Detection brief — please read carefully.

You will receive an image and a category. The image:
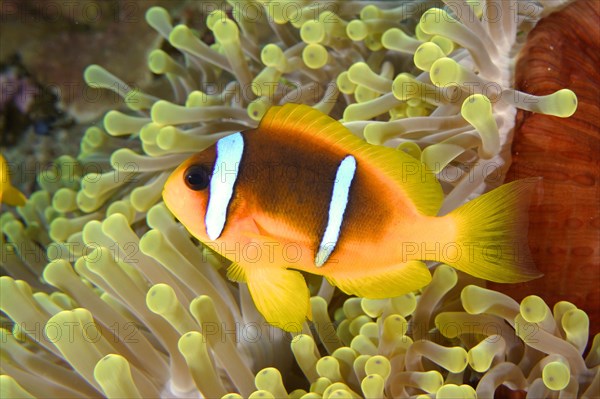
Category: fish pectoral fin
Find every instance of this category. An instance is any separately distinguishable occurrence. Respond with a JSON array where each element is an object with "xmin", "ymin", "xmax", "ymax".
[
  {"xmin": 251, "ymin": 217, "xmax": 271, "ymax": 237},
  {"xmin": 327, "ymin": 260, "xmax": 432, "ymax": 299},
  {"xmin": 245, "ymin": 267, "xmax": 311, "ymax": 332},
  {"xmin": 226, "ymin": 262, "xmax": 247, "ymax": 282}
]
